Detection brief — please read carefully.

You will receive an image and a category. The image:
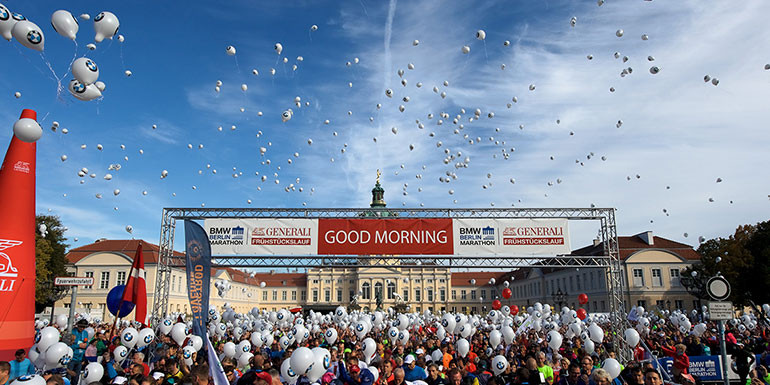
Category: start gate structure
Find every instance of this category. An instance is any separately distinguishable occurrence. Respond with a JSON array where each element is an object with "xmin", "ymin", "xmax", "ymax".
[{"xmin": 151, "ymin": 207, "xmax": 629, "ymax": 360}]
